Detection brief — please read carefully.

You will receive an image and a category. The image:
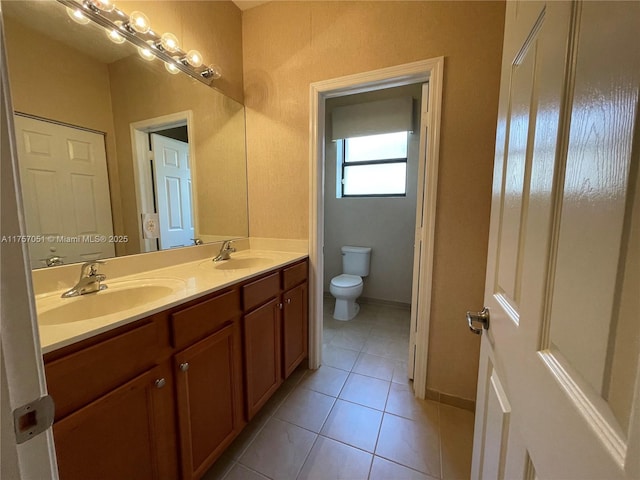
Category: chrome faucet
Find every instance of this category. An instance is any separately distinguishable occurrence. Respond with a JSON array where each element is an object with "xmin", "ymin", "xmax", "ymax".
[
  {"xmin": 45, "ymin": 255, "xmax": 64, "ymax": 267},
  {"xmin": 213, "ymin": 240, "xmax": 236, "ymax": 262},
  {"xmin": 61, "ymin": 261, "xmax": 108, "ymax": 298}
]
